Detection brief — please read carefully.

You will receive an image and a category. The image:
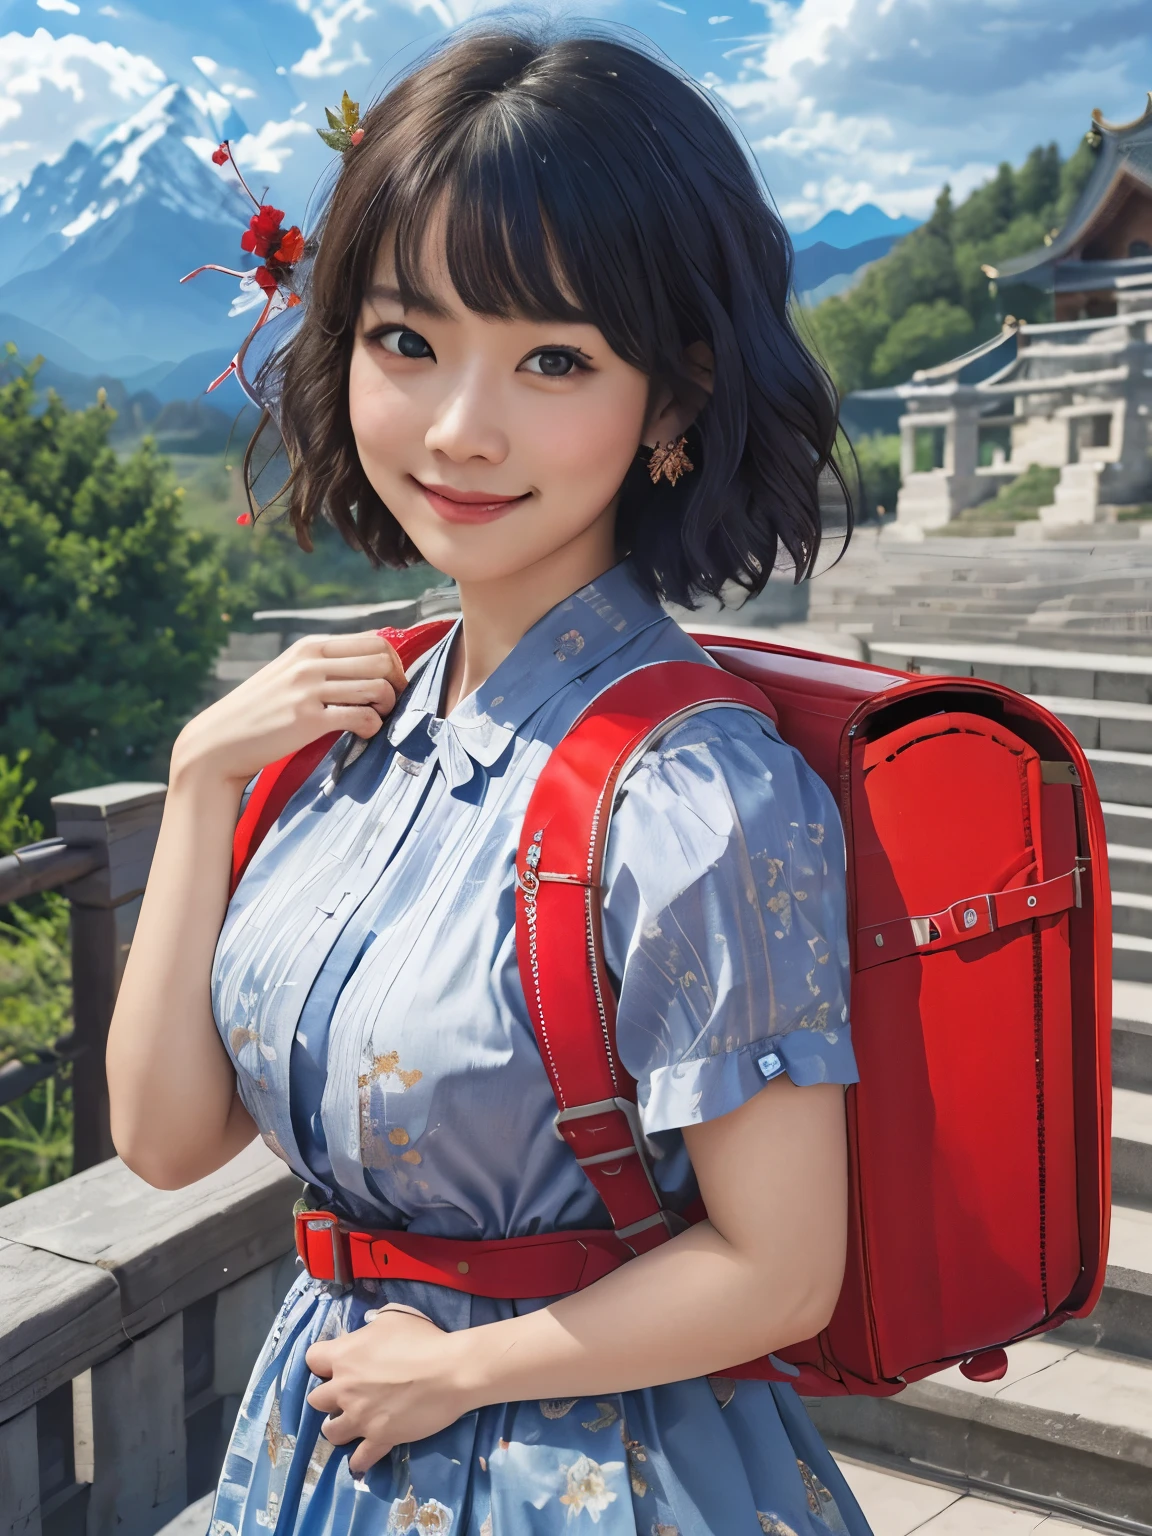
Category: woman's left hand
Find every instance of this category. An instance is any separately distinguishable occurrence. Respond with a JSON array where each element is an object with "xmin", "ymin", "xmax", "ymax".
[{"xmin": 305, "ymin": 1309, "xmax": 474, "ymax": 1474}]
